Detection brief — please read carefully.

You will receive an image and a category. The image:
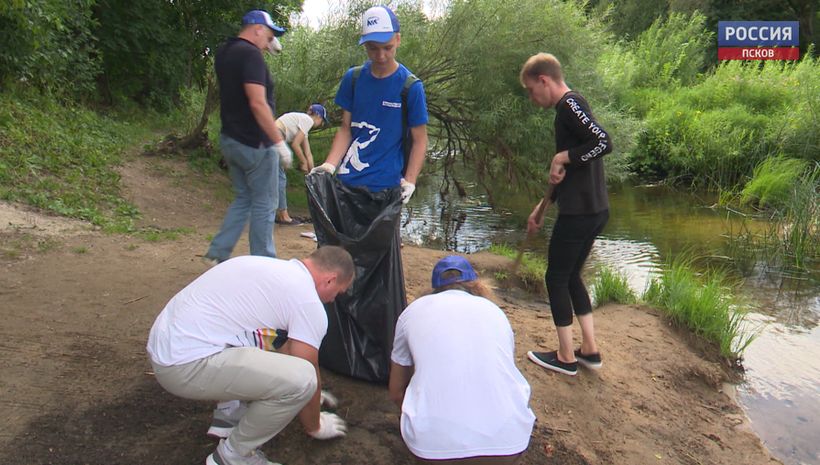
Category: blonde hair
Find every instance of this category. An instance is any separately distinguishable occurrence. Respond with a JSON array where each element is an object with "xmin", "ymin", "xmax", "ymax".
[
  {"xmin": 420, "ymin": 270, "xmax": 496, "ymax": 301},
  {"xmin": 520, "ymin": 52, "xmax": 563, "ymax": 87}
]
